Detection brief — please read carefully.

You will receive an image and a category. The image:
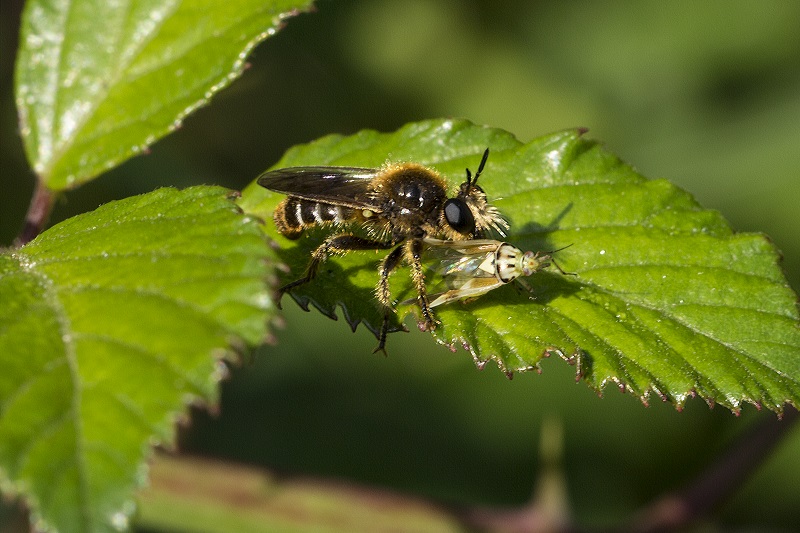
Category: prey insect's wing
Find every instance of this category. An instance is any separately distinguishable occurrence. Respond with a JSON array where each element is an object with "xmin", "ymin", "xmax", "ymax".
[
  {"xmin": 428, "ymin": 277, "xmax": 504, "ymax": 307},
  {"xmin": 257, "ymin": 167, "xmax": 381, "ymax": 210},
  {"xmin": 400, "ymin": 241, "xmax": 497, "ymax": 308},
  {"xmin": 410, "ymin": 238, "xmax": 503, "ymax": 307},
  {"xmin": 423, "ymin": 239, "xmax": 501, "ymax": 280}
]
